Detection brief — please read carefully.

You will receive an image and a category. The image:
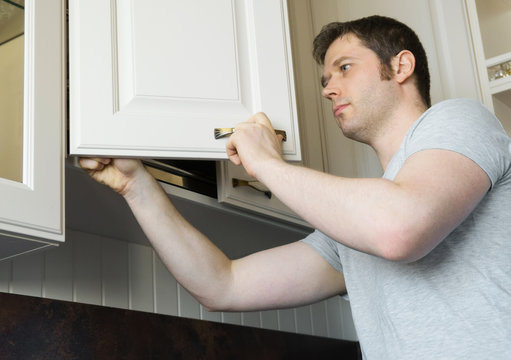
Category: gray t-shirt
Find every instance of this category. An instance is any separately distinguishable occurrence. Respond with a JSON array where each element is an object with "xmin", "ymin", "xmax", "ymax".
[{"xmin": 303, "ymin": 99, "xmax": 511, "ymax": 359}]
